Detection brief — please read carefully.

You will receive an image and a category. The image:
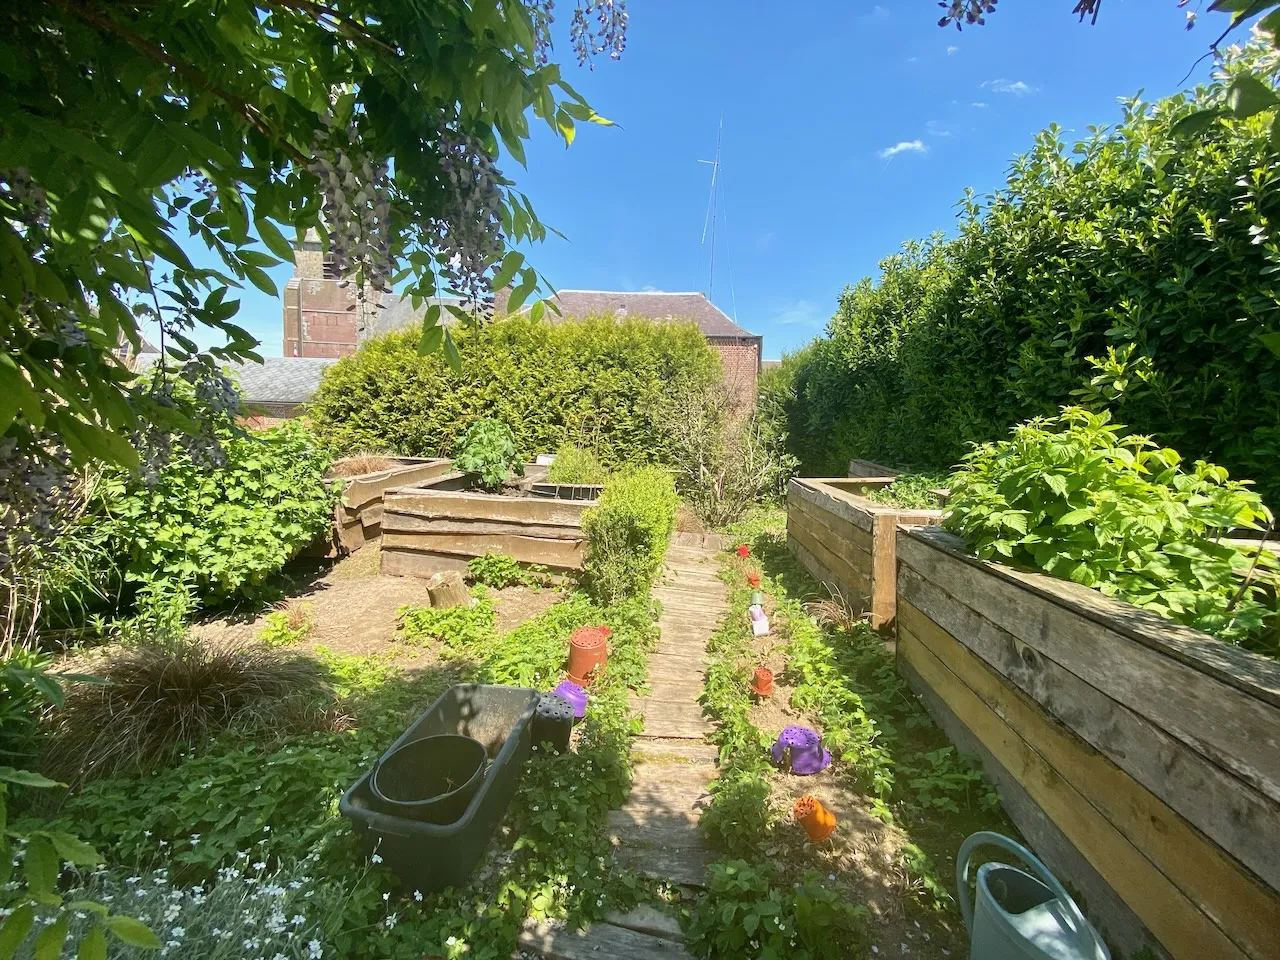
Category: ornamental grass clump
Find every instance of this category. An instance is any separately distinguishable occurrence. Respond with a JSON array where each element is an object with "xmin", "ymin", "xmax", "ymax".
[
  {"xmin": 43, "ymin": 639, "xmax": 340, "ymax": 784},
  {"xmin": 944, "ymin": 407, "xmax": 1278, "ymax": 652}
]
